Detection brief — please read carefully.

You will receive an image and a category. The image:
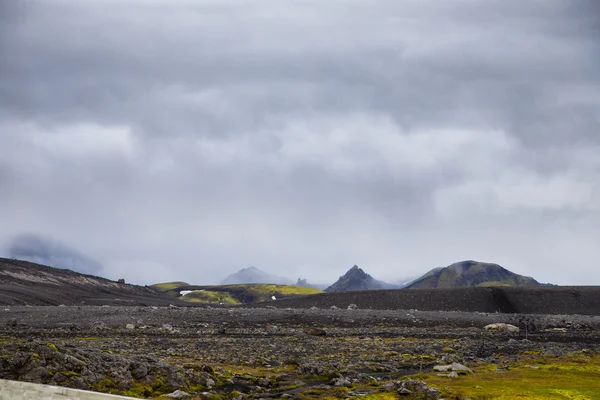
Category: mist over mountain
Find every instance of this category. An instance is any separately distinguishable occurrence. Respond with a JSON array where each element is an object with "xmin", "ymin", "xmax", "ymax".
[
  {"xmin": 406, "ymin": 260, "xmax": 540, "ymax": 289},
  {"xmin": 325, "ymin": 265, "xmax": 397, "ymax": 292},
  {"xmin": 295, "ymin": 278, "xmax": 329, "ymax": 291},
  {"xmin": 221, "ymin": 266, "xmax": 294, "ymax": 285},
  {"xmin": 7, "ymin": 234, "xmax": 103, "ymax": 275}
]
